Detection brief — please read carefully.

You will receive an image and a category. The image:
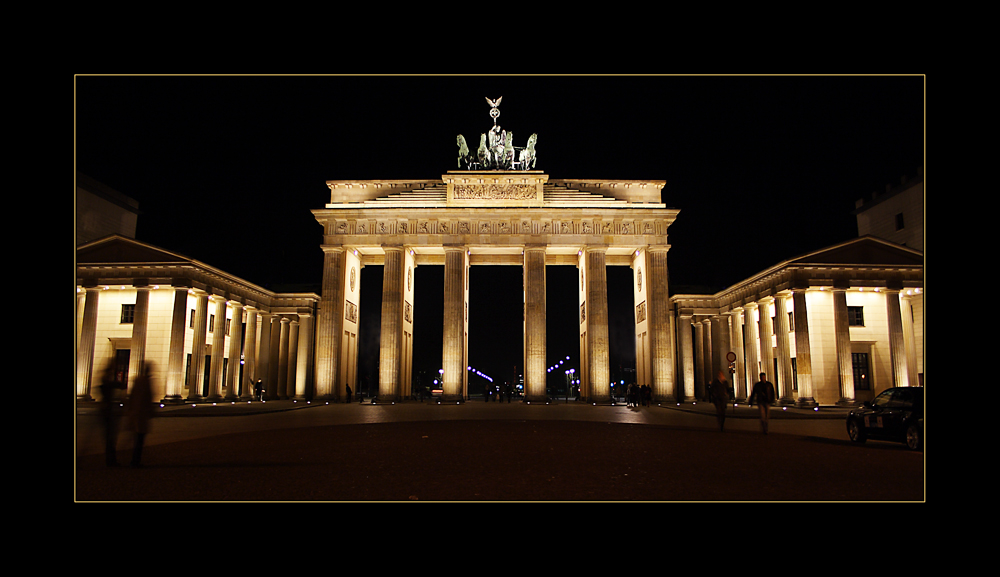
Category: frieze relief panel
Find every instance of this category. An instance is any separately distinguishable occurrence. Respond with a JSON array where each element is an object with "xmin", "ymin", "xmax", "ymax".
[
  {"xmin": 331, "ymin": 217, "xmax": 656, "ymax": 237},
  {"xmin": 453, "ymin": 183, "xmax": 537, "ymax": 200}
]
